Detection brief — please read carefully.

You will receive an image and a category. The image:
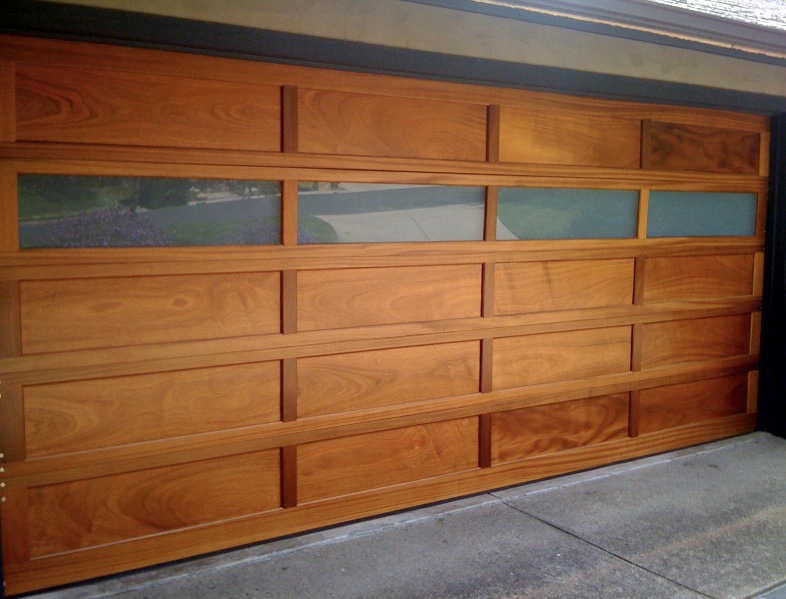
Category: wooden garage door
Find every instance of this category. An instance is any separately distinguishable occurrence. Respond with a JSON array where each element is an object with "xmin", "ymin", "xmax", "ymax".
[{"xmin": 0, "ymin": 36, "xmax": 767, "ymax": 595}]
